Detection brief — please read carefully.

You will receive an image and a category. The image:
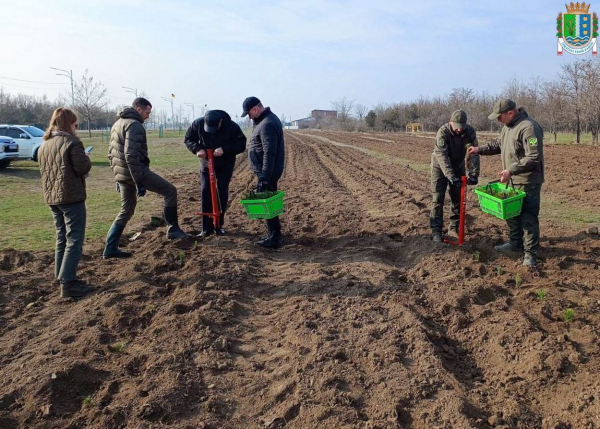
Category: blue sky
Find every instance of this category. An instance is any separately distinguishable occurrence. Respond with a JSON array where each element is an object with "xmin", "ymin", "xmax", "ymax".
[{"xmin": 0, "ymin": 0, "xmax": 583, "ymax": 121}]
